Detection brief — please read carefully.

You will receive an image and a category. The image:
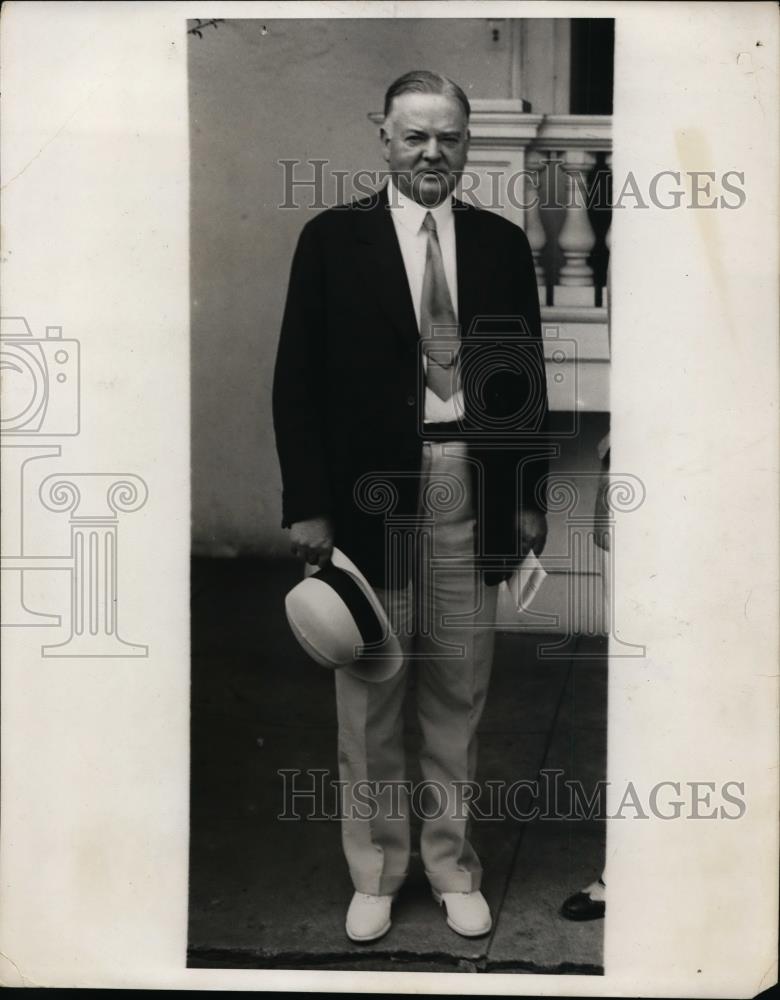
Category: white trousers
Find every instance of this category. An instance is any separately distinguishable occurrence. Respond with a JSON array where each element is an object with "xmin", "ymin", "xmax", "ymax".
[{"xmin": 335, "ymin": 442, "xmax": 499, "ymax": 895}]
